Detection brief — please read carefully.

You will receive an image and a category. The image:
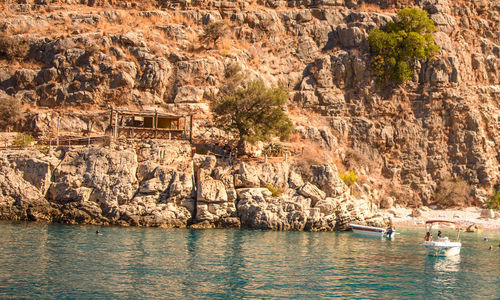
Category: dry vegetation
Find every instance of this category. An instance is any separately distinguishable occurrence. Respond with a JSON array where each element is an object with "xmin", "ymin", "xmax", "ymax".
[
  {"xmin": 356, "ymin": 2, "xmax": 396, "ymax": 13},
  {"xmin": 342, "ymin": 148, "xmax": 377, "ymax": 173},
  {"xmin": 432, "ymin": 177, "xmax": 474, "ymax": 208},
  {"xmin": 0, "ymin": 95, "xmax": 23, "ymax": 131}
]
